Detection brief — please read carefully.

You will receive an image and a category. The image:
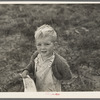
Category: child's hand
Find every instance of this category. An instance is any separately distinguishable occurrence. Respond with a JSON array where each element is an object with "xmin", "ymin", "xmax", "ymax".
[{"xmin": 21, "ymin": 70, "xmax": 29, "ymax": 78}]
